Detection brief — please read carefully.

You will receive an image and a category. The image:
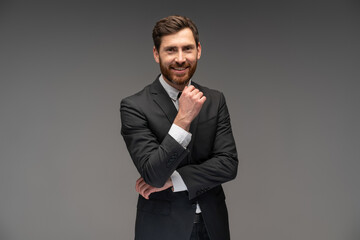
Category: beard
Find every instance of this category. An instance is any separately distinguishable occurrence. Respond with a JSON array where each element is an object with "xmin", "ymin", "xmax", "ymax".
[{"xmin": 159, "ymin": 58, "xmax": 197, "ymax": 87}]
